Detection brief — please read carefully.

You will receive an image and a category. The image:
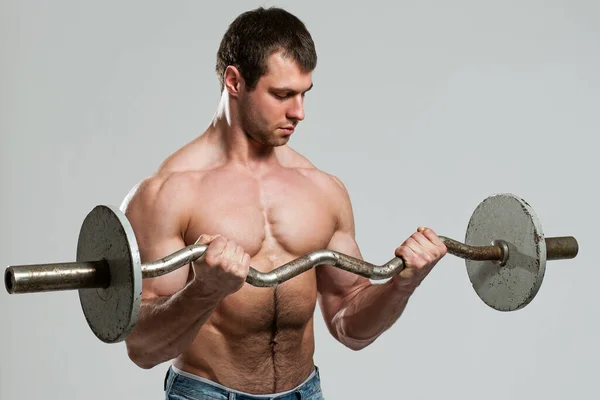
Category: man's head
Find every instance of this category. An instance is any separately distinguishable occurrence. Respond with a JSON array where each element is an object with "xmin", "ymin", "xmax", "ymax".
[{"xmin": 216, "ymin": 7, "xmax": 317, "ymax": 146}]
